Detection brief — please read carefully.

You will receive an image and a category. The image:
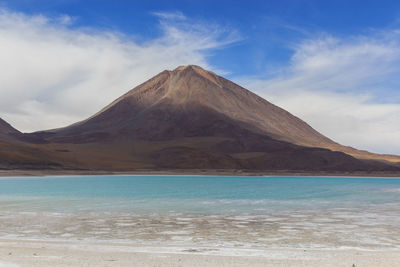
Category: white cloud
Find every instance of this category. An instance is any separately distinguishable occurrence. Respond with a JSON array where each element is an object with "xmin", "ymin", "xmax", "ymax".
[
  {"xmin": 152, "ymin": 11, "xmax": 186, "ymax": 20},
  {"xmin": 240, "ymin": 33, "xmax": 400, "ymax": 155},
  {"xmin": 1, "ymin": 8, "xmax": 398, "ymax": 155},
  {"xmin": 0, "ymin": 9, "xmax": 238, "ymax": 132},
  {"xmin": 57, "ymin": 14, "xmax": 76, "ymax": 25}
]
